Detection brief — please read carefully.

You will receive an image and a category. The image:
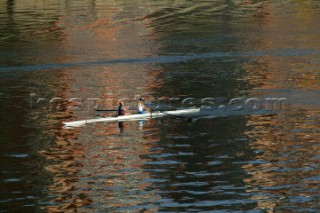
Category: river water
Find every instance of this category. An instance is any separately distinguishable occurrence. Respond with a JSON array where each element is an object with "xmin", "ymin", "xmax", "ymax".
[{"xmin": 1, "ymin": 0, "xmax": 320, "ymax": 212}]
